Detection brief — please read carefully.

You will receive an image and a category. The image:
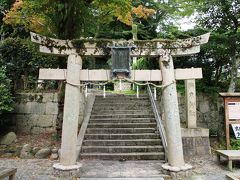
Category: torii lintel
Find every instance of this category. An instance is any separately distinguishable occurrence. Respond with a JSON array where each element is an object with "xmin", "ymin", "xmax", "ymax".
[{"xmin": 30, "ymin": 32, "xmax": 210, "ymax": 57}]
